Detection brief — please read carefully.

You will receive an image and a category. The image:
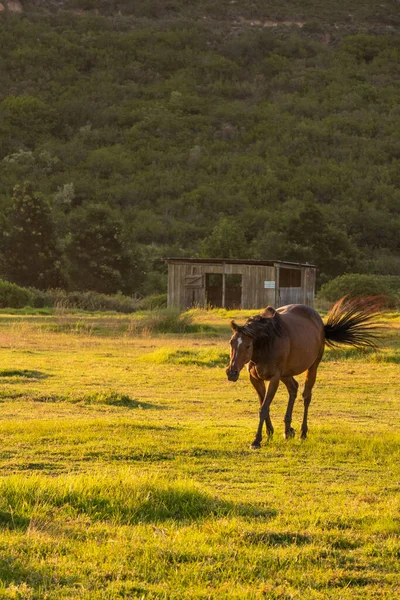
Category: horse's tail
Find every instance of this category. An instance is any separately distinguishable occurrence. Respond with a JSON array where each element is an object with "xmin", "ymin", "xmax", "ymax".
[{"xmin": 324, "ymin": 296, "xmax": 381, "ymax": 349}]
